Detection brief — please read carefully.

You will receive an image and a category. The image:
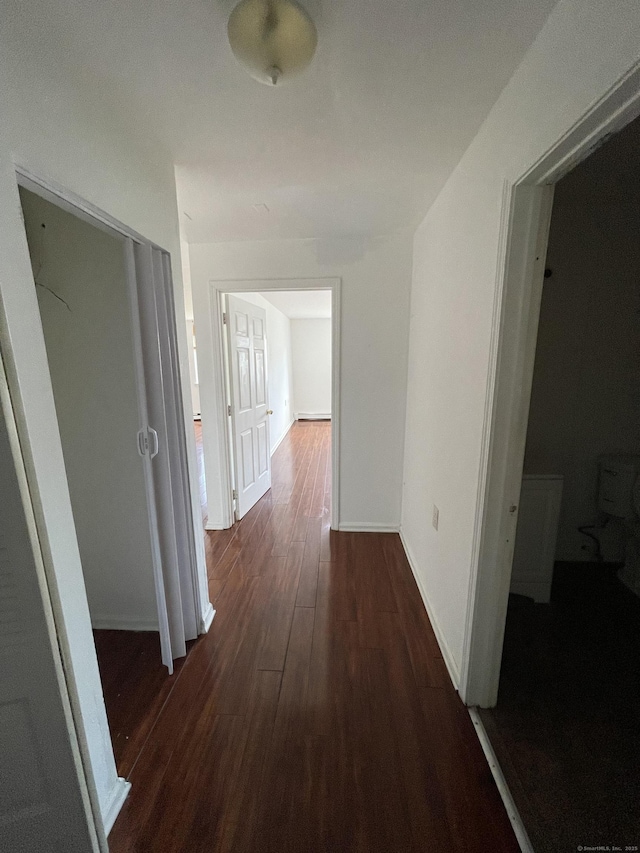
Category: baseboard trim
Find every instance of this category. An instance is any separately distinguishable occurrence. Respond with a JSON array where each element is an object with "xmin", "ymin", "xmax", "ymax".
[
  {"xmin": 91, "ymin": 616, "xmax": 158, "ymax": 632},
  {"xmin": 102, "ymin": 776, "xmax": 131, "ymax": 836},
  {"xmin": 338, "ymin": 522, "xmax": 400, "ymax": 533},
  {"xmin": 271, "ymin": 419, "xmax": 295, "ymax": 456},
  {"xmin": 295, "ymin": 413, "xmax": 331, "ymax": 420},
  {"xmin": 200, "ymin": 603, "xmax": 216, "ymax": 633},
  {"xmin": 205, "ymin": 520, "xmax": 227, "ymax": 531},
  {"xmin": 468, "ymin": 709, "xmax": 534, "ymax": 853},
  {"xmin": 399, "ymin": 528, "xmax": 460, "ymax": 690}
]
